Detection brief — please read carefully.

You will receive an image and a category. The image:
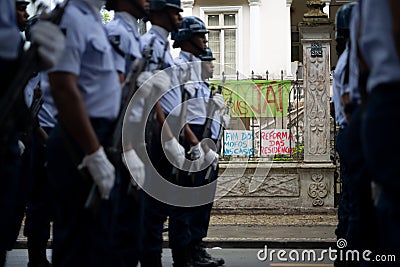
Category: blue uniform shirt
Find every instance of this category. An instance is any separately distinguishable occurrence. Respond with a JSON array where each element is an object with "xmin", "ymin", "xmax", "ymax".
[
  {"xmin": 24, "ymin": 74, "xmax": 40, "ymax": 107},
  {"xmin": 171, "ymin": 51, "xmax": 205, "ymax": 122},
  {"xmin": 199, "ymin": 81, "xmax": 221, "ymax": 140},
  {"xmin": 348, "ymin": 5, "xmax": 361, "ymax": 105},
  {"xmin": 0, "ymin": 0, "xmax": 22, "ymax": 59},
  {"xmin": 46, "ymin": 0, "xmax": 121, "ymax": 120},
  {"xmin": 360, "ymin": 0, "xmax": 400, "ymax": 93},
  {"xmin": 39, "ymin": 72, "xmax": 58, "ymax": 128},
  {"xmin": 332, "ymin": 46, "xmax": 349, "ymax": 127},
  {"xmin": 140, "ymin": 26, "xmax": 180, "ymax": 117},
  {"xmin": 106, "ymin": 12, "xmax": 142, "ymax": 75}
]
